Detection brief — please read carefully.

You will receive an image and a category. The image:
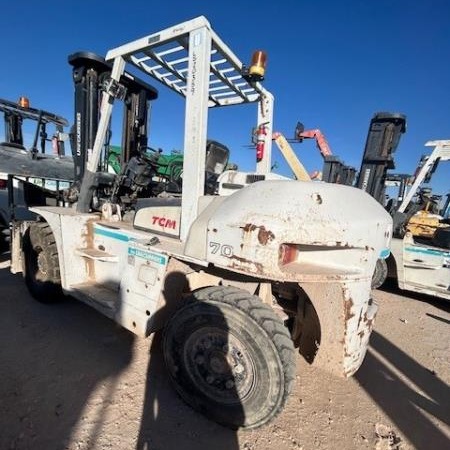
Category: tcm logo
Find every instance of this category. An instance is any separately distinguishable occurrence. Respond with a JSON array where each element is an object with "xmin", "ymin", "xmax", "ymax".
[{"xmin": 152, "ymin": 216, "xmax": 177, "ymax": 229}]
